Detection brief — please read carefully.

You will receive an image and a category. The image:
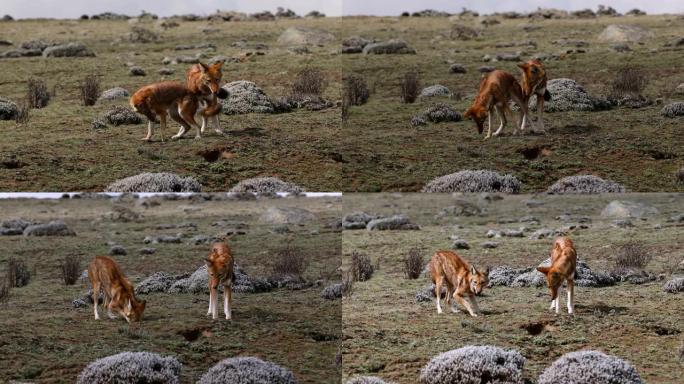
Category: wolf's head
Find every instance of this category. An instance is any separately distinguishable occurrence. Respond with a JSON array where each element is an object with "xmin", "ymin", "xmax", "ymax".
[
  {"xmin": 197, "ymin": 61, "xmax": 224, "ymax": 96},
  {"xmin": 517, "ymin": 59, "xmax": 547, "ymax": 98},
  {"xmin": 124, "ymin": 298, "xmax": 147, "ymax": 322},
  {"xmin": 536, "ymin": 266, "xmax": 562, "ymax": 300},
  {"xmin": 468, "ymin": 265, "xmax": 490, "ymax": 295},
  {"xmin": 464, "ymin": 106, "xmax": 488, "ymax": 134}
]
